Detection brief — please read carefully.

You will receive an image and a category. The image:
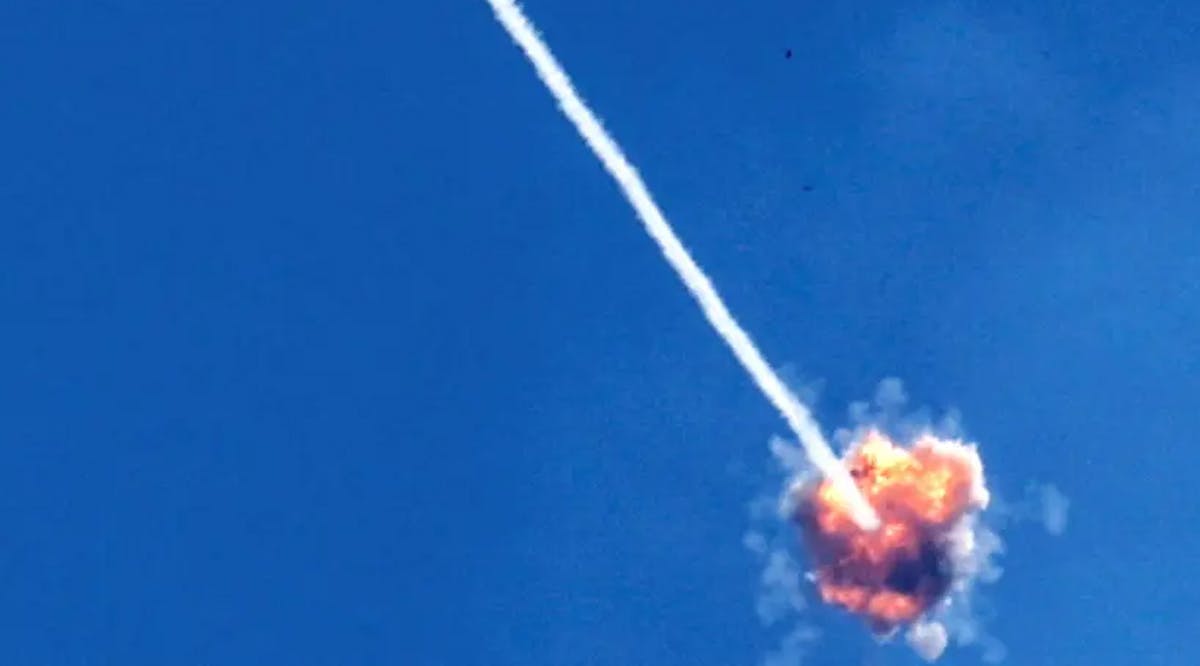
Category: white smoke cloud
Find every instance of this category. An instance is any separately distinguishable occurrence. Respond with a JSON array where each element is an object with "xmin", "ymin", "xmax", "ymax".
[
  {"xmin": 942, "ymin": 515, "xmax": 1005, "ymax": 586},
  {"xmin": 930, "ymin": 516, "xmax": 1008, "ymax": 662},
  {"xmin": 839, "ymin": 376, "xmax": 961, "ymax": 451},
  {"xmin": 906, "ymin": 620, "xmax": 949, "ymax": 662},
  {"xmin": 936, "ymin": 593, "xmax": 1008, "ymax": 664},
  {"xmin": 762, "ymin": 624, "xmax": 820, "ymax": 666},
  {"xmin": 768, "ymin": 435, "xmax": 812, "ymax": 478},
  {"xmin": 741, "ymin": 438, "xmax": 826, "ymax": 665},
  {"xmin": 755, "ymin": 549, "xmax": 807, "ymax": 626},
  {"xmin": 874, "ymin": 377, "xmax": 908, "ymax": 411},
  {"xmin": 990, "ymin": 482, "xmax": 1071, "ymax": 537},
  {"xmin": 746, "ymin": 538, "xmax": 822, "ymax": 666},
  {"xmin": 926, "ymin": 479, "xmax": 1069, "ymax": 663},
  {"xmin": 744, "ymin": 520, "xmax": 822, "ymax": 665},
  {"xmin": 1037, "ymin": 483, "xmax": 1070, "ymax": 536}
]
